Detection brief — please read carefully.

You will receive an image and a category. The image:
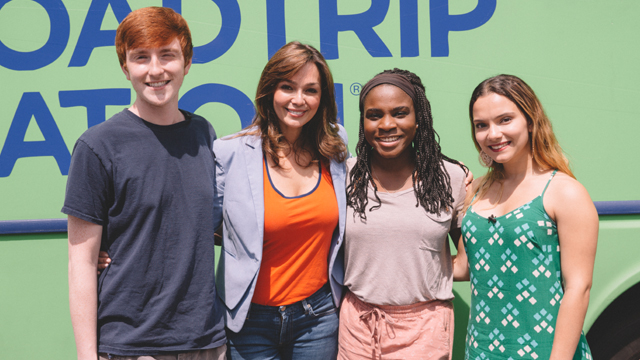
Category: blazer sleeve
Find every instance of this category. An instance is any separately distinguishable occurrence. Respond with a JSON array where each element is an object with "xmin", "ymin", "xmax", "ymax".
[{"xmin": 212, "ymin": 139, "xmax": 227, "ymax": 231}]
